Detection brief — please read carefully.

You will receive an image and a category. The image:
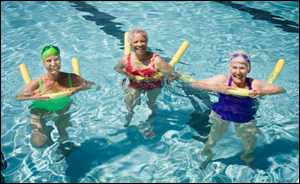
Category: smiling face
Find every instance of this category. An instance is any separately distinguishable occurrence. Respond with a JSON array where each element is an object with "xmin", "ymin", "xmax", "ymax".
[
  {"xmin": 43, "ymin": 55, "xmax": 61, "ymax": 75},
  {"xmin": 130, "ymin": 32, "xmax": 148, "ymax": 56},
  {"xmin": 229, "ymin": 59, "xmax": 250, "ymax": 85}
]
